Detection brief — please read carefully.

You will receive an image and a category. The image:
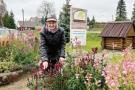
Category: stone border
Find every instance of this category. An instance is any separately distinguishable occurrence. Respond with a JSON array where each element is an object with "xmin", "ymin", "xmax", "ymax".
[{"xmin": 0, "ymin": 70, "xmax": 23, "ymax": 85}]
